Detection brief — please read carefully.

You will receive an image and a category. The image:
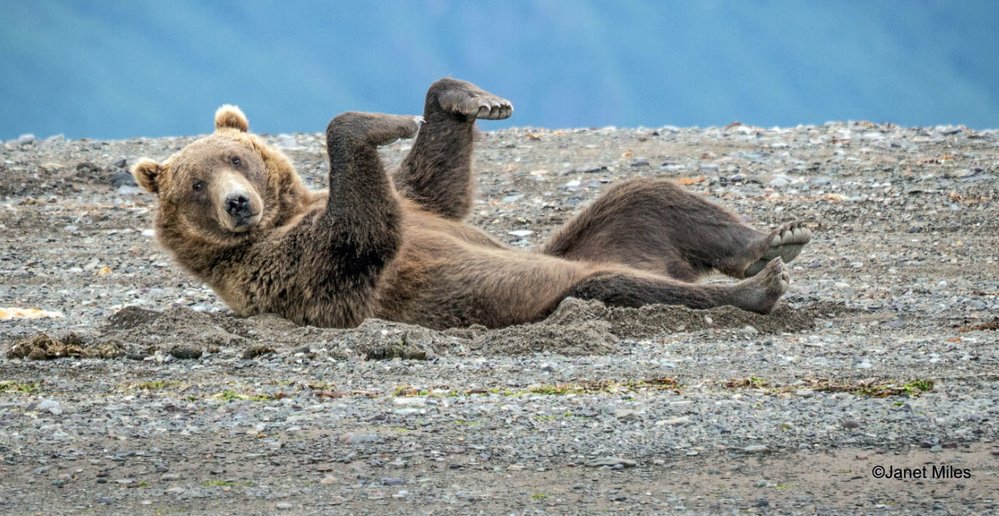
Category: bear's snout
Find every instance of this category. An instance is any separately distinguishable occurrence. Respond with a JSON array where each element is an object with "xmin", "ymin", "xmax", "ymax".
[
  {"xmin": 216, "ymin": 171, "xmax": 263, "ymax": 232},
  {"xmin": 225, "ymin": 192, "xmax": 253, "ymax": 218}
]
